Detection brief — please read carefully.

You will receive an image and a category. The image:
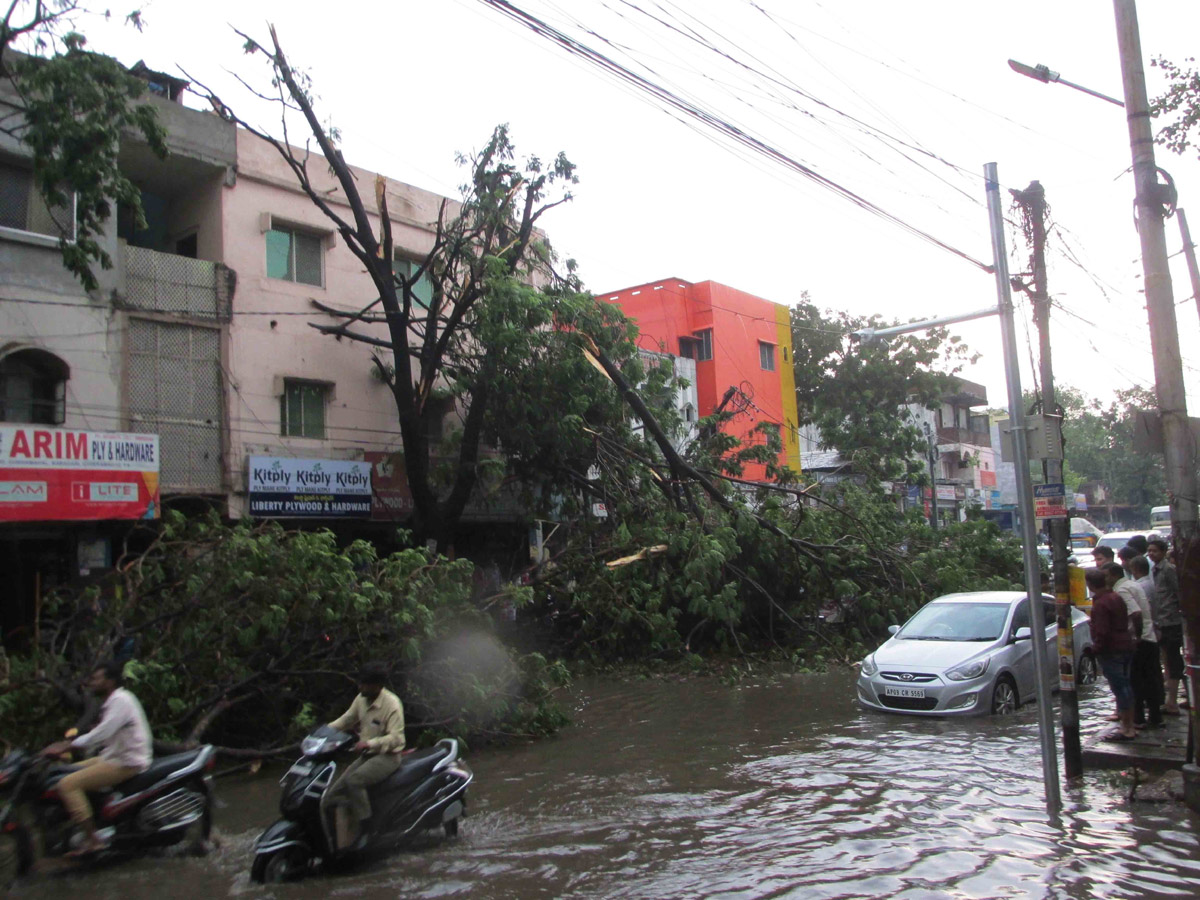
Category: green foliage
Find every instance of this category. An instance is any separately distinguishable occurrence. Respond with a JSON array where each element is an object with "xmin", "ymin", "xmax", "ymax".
[
  {"xmin": 1151, "ymin": 56, "xmax": 1200, "ymax": 160},
  {"xmin": 1048, "ymin": 384, "xmax": 1164, "ymax": 524},
  {"xmin": 790, "ymin": 297, "xmax": 977, "ymax": 484},
  {"xmin": 0, "ymin": 512, "xmax": 568, "ymax": 751},
  {"xmin": 3, "ymin": 18, "xmax": 167, "ymax": 290}
]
